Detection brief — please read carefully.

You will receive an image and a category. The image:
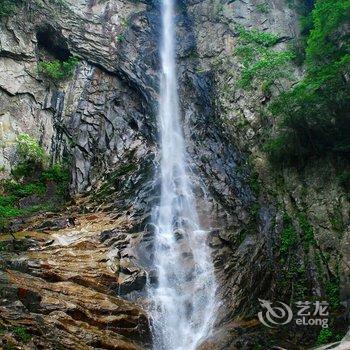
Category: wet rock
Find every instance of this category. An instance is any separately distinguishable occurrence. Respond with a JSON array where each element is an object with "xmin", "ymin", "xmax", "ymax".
[
  {"xmin": 0, "ymin": 213, "xmax": 151, "ymax": 349},
  {"xmin": 100, "ymin": 228, "xmax": 117, "ymax": 242},
  {"xmin": 118, "ymin": 271, "xmax": 147, "ymax": 295},
  {"xmin": 174, "ymin": 228, "xmax": 186, "ymax": 240},
  {"xmin": 35, "ymin": 217, "xmax": 76, "ymax": 231}
]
